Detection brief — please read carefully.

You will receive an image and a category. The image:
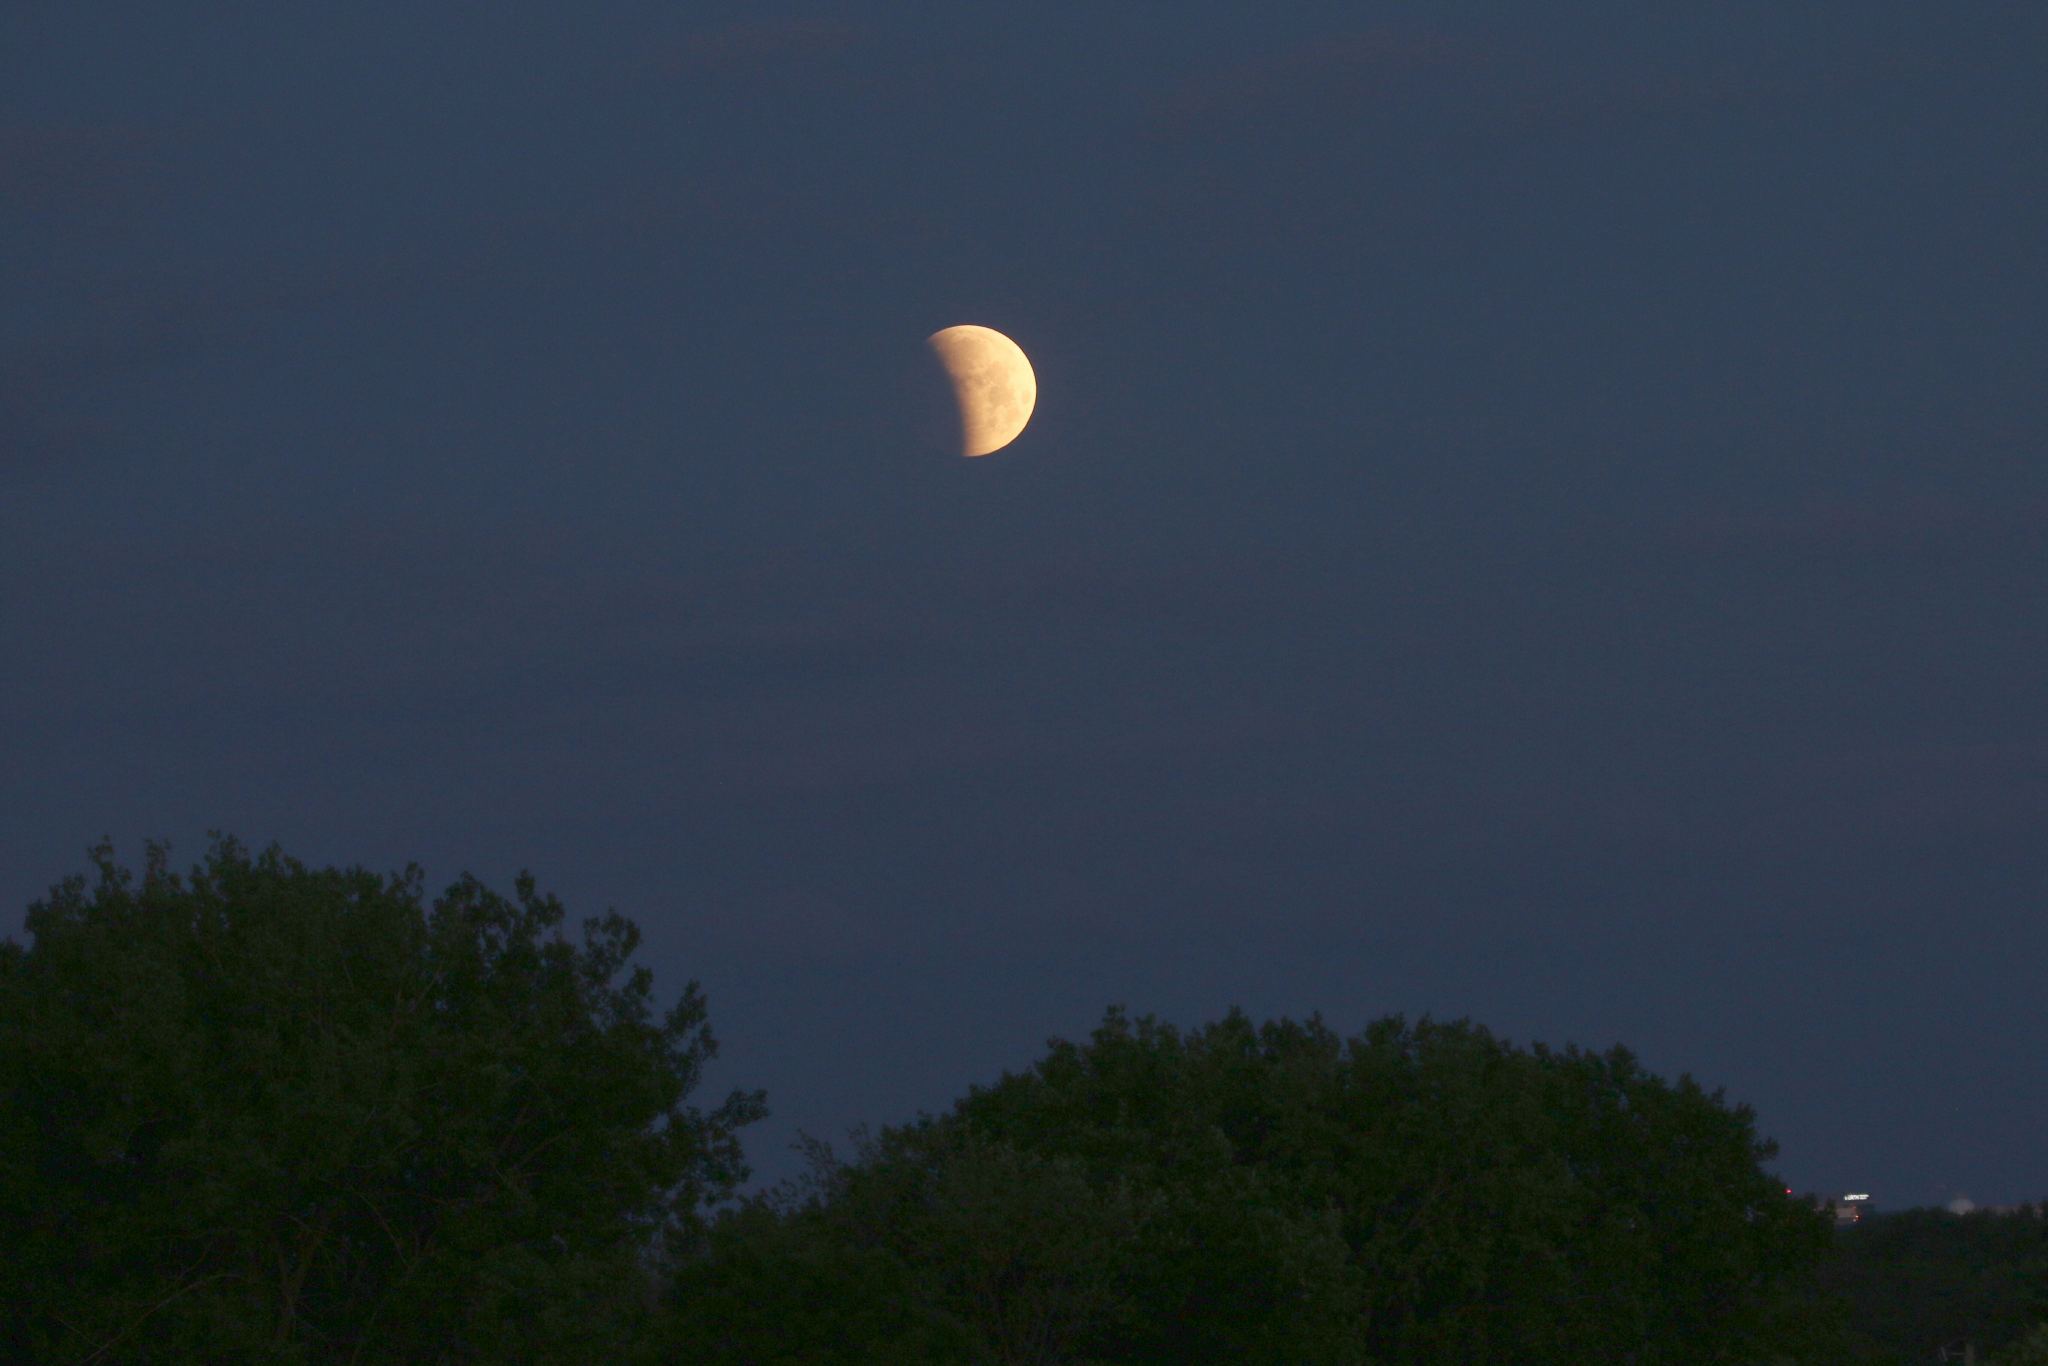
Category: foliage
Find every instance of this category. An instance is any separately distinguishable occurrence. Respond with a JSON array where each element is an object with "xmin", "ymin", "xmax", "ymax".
[
  {"xmin": 1993, "ymin": 1323, "xmax": 2048, "ymax": 1365},
  {"xmin": 1821, "ymin": 1205, "xmax": 2048, "ymax": 1363},
  {"xmin": 665, "ymin": 1128, "xmax": 1101, "ymax": 1364},
  {"xmin": 0, "ymin": 834, "xmax": 764, "ymax": 1364},
  {"xmin": 667, "ymin": 1004, "xmax": 1849, "ymax": 1363}
]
